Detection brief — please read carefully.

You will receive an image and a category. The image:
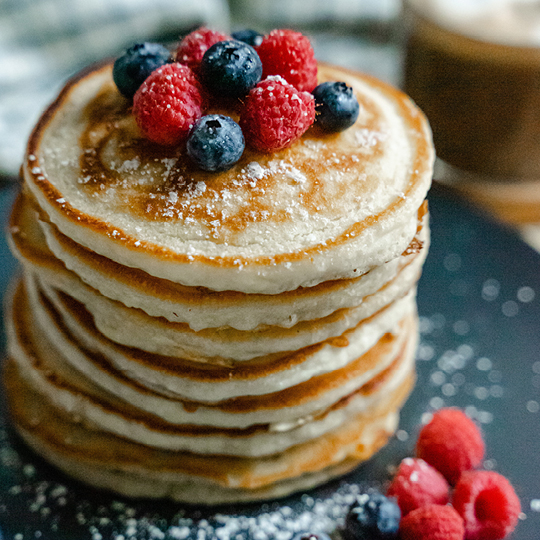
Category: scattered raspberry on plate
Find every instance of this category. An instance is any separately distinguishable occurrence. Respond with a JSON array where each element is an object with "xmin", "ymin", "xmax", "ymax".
[
  {"xmin": 453, "ymin": 470, "xmax": 521, "ymax": 540},
  {"xmin": 416, "ymin": 408, "xmax": 485, "ymax": 484},
  {"xmin": 387, "ymin": 457, "xmax": 450, "ymax": 516},
  {"xmin": 399, "ymin": 504, "xmax": 465, "ymax": 540}
]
